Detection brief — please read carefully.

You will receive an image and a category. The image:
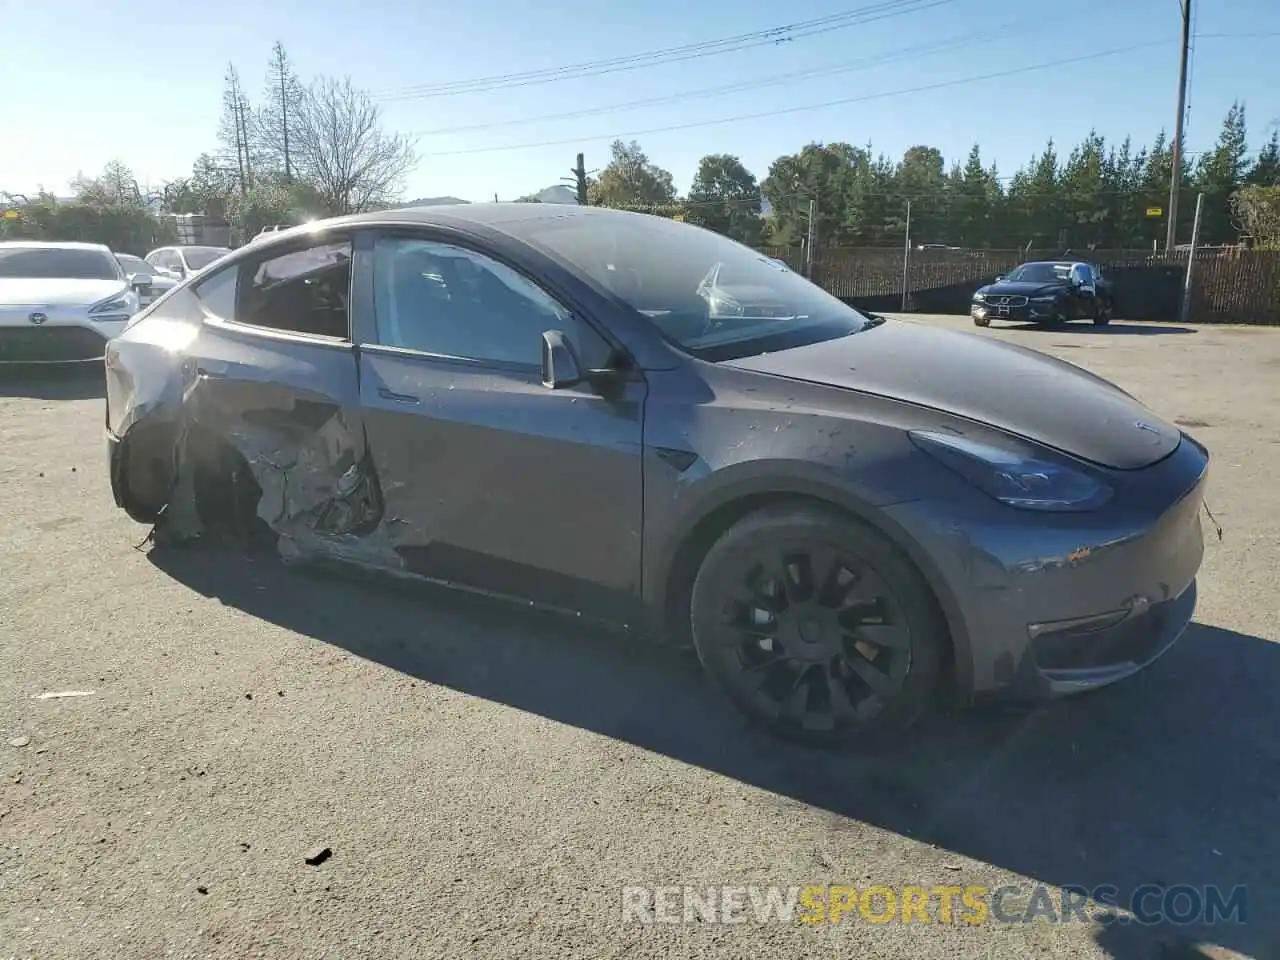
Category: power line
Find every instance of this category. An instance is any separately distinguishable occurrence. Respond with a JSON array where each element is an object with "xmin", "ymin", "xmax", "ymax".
[
  {"xmin": 374, "ymin": 0, "xmax": 951, "ymax": 100},
  {"xmin": 409, "ymin": 15, "xmax": 1066, "ymax": 137},
  {"xmin": 418, "ymin": 41, "xmax": 1179, "ymax": 158},
  {"xmin": 409, "ymin": 29, "xmax": 1280, "ymax": 138}
]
